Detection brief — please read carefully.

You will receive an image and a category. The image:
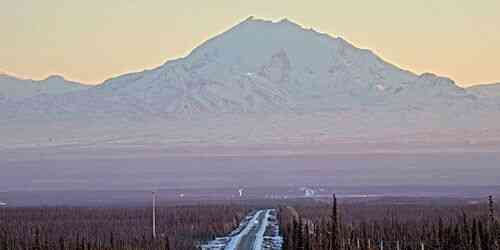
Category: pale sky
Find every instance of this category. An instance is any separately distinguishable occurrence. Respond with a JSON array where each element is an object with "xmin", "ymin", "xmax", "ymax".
[{"xmin": 1, "ymin": 0, "xmax": 499, "ymax": 87}]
